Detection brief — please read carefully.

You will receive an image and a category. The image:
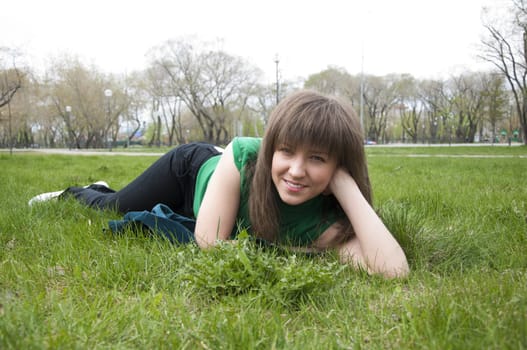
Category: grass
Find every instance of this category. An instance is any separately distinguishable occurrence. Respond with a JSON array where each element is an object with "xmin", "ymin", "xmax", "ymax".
[
  {"xmin": 366, "ymin": 143, "xmax": 527, "ymax": 156},
  {"xmin": 1, "ymin": 146, "xmax": 526, "ymax": 349}
]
